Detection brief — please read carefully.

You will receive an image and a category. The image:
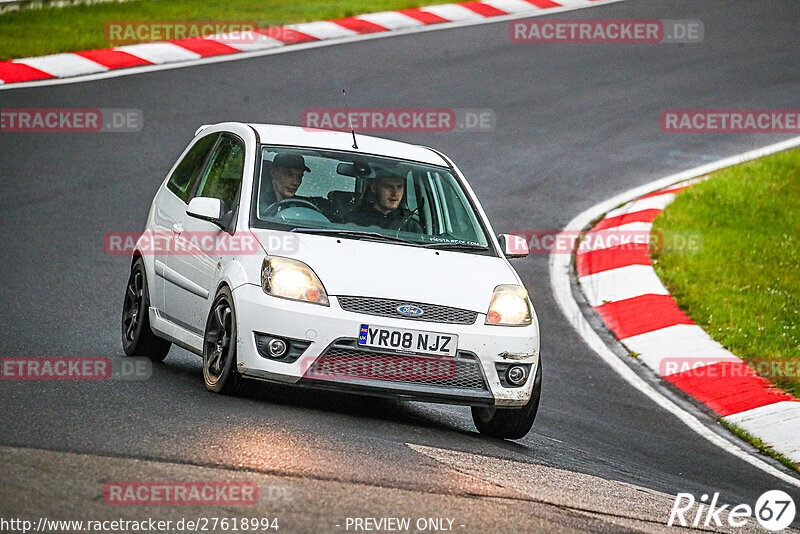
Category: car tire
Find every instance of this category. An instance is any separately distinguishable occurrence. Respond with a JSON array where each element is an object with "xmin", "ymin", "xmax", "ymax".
[
  {"xmin": 202, "ymin": 286, "xmax": 247, "ymax": 395},
  {"xmin": 471, "ymin": 359, "xmax": 542, "ymax": 440},
  {"xmin": 122, "ymin": 257, "xmax": 171, "ymax": 361}
]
